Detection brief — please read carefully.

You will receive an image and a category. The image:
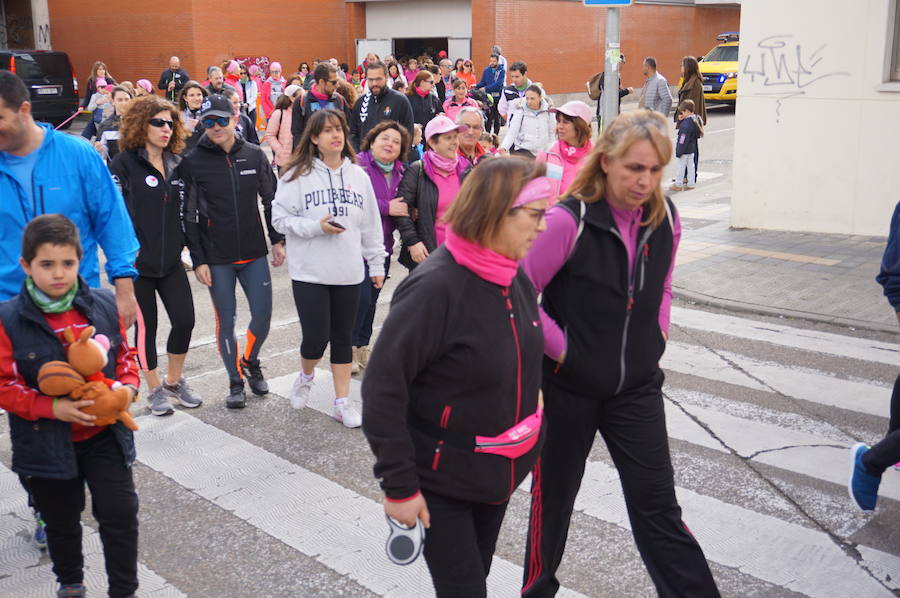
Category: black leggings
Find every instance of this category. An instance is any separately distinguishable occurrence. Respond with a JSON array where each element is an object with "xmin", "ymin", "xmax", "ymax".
[
  {"xmin": 291, "ymin": 280, "xmax": 360, "ymax": 364},
  {"xmin": 208, "ymin": 257, "xmax": 272, "ymax": 385},
  {"xmin": 421, "ymin": 489, "xmax": 508, "ymax": 598},
  {"xmin": 522, "ymin": 367, "xmax": 719, "ymax": 598},
  {"xmin": 23, "ymin": 429, "xmax": 139, "ymax": 598},
  {"xmin": 134, "ymin": 267, "xmax": 195, "ymax": 371},
  {"xmin": 863, "ymin": 371, "xmax": 900, "ymax": 474}
]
